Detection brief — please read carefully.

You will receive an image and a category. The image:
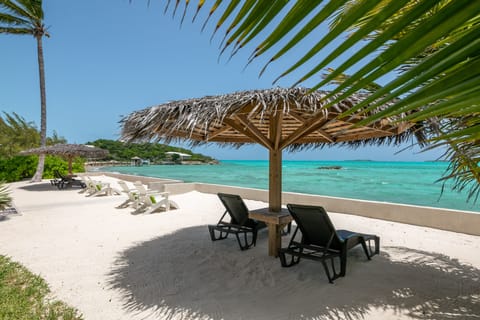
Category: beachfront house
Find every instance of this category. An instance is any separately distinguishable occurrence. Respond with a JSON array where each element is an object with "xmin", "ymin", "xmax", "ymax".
[
  {"xmin": 131, "ymin": 156, "xmax": 143, "ymax": 166},
  {"xmin": 165, "ymin": 151, "xmax": 192, "ymax": 164}
]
